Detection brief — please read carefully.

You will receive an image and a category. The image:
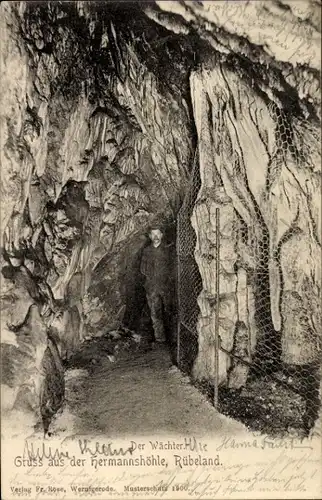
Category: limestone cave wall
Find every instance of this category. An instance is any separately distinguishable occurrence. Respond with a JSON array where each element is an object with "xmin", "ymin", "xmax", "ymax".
[
  {"xmin": 142, "ymin": 0, "xmax": 321, "ymax": 385},
  {"xmin": 190, "ymin": 63, "xmax": 321, "ymax": 384},
  {"xmin": 1, "ymin": 1, "xmax": 194, "ymax": 423}
]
